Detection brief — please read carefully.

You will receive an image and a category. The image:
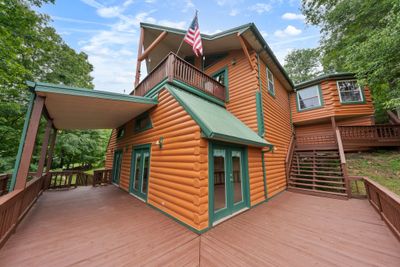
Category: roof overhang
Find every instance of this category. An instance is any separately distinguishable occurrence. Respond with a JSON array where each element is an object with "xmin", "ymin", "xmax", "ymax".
[
  {"xmin": 30, "ymin": 82, "xmax": 158, "ymax": 130},
  {"xmin": 140, "ymin": 23, "xmax": 293, "ymax": 91},
  {"xmin": 294, "ymin": 73, "xmax": 356, "ymax": 90}
]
